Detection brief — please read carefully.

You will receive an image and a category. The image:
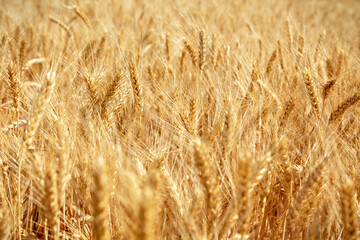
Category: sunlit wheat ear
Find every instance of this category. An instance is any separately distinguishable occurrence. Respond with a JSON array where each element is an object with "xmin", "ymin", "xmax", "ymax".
[
  {"xmin": 0, "ymin": 207, "xmax": 10, "ymax": 240},
  {"xmin": 72, "ymin": 5, "xmax": 91, "ymax": 29},
  {"xmin": 323, "ymin": 54, "xmax": 345, "ymax": 102},
  {"xmin": 49, "ymin": 16, "xmax": 73, "ymax": 38},
  {"xmin": 322, "ymin": 79, "xmax": 336, "ymax": 101},
  {"xmin": 44, "ymin": 159, "xmax": 59, "ymax": 240},
  {"xmin": 184, "ymin": 39, "xmax": 197, "ymax": 68},
  {"xmin": 179, "ymin": 48, "xmax": 186, "ymax": 73},
  {"xmin": 218, "ymin": 152, "xmax": 252, "ymax": 239},
  {"xmin": 278, "ymin": 97, "xmax": 296, "ymax": 133},
  {"xmin": 335, "ymin": 51, "xmax": 345, "ymax": 77},
  {"xmin": 83, "ymin": 74, "xmax": 98, "ymax": 106},
  {"xmin": 242, "ymin": 64, "xmax": 259, "ymax": 106},
  {"xmin": 8, "ymin": 62, "xmax": 20, "ymax": 117},
  {"xmin": 198, "ymin": 30, "xmax": 206, "ymax": 72},
  {"xmin": 211, "ymin": 34, "xmax": 218, "ymax": 67},
  {"xmin": 193, "ymin": 139, "xmax": 221, "ymax": 235},
  {"xmin": 92, "ymin": 157, "xmax": 110, "ymax": 240},
  {"xmin": 165, "ymin": 34, "xmax": 170, "ymax": 61},
  {"xmin": 56, "ymin": 115, "xmax": 69, "ymax": 209},
  {"xmin": 285, "ymin": 17, "xmax": 293, "ymax": 53},
  {"xmin": 340, "ymin": 177, "xmax": 358, "ymax": 240},
  {"xmin": 277, "ymin": 40, "xmax": 285, "ymax": 70},
  {"xmin": 101, "ymin": 73, "xmax": 122, "ymax": 127},
  {"xmin": 18, "ymin": 40, "xmax": 26, "ymax": 71},
  {"xmin": 265, "ymin": 49, "xmax": 277, "ymax": 75},
  {"xmin": 302, "ymin": 69, "xmax": 320, "ymax": 118},
  {"xmin": 23, "ymin": 70, "xmax": 56, "ymax": 149},
  {"xmin": 137, "ymin": 167, "xmax": 163, "ymax": 240},
  {"xmin": 95, "ymin": 36, "xmax": 106, "ymax": 59},
  {"xmin": 297, "ymin": 35, "xmax": 304, "ymax": 56},
  {"xmin": 329, "ymin": 92, "xmax": 360, "ymax": 123},
  {"xmin": 220, "ymin": 106, "xmax": 234, "ymax": 174},
  {"xmin": 325, "ymin": 58, "xmax": 335, "ymax": 79},
  {"xmin": 188, "ymin": 96, "xmax": 198, "ymax": 135},
  {"xmin": 286, "ymin": 157, "xmax": 329, "ymax": 238},
  {"xmin": 18, "ymin": 69, "xmax": 56, "ymax": 239},
  {"xmin": 129, "ymin": 61, "xmax": 142, "ymax": 112},
  {"xmin": 314, "ymin": 31, "xmax": 325, "ymax": 63},
  {"xmin": 0, "ymin": 182, "xmax": 10, "ymax": 240}
]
